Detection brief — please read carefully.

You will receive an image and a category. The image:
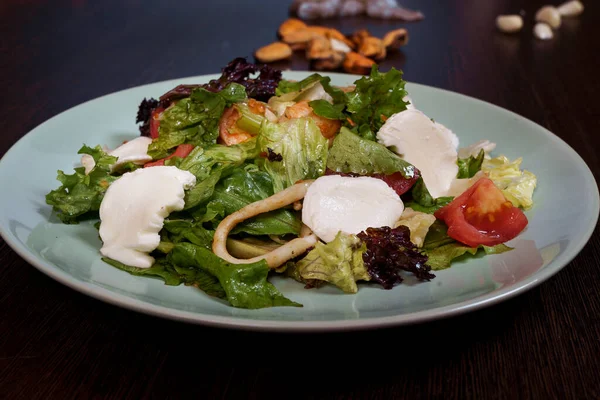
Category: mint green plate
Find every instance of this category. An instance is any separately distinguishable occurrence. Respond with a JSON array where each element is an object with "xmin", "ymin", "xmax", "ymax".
[{"xmin": 1, "ymin": 72, "xmax": 598, "ymax": 331}]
